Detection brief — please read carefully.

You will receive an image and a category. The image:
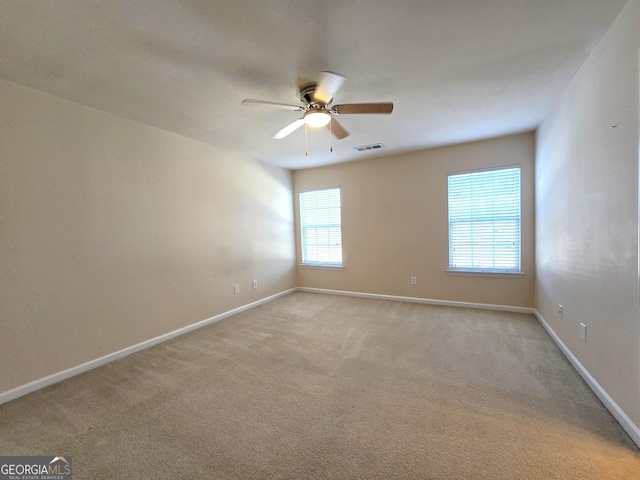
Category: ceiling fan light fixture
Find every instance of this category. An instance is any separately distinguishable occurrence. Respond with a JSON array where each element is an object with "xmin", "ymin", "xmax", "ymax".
[{"xmin": 304, "ymin": 109, "xmax": 331, "ymax": 128}]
